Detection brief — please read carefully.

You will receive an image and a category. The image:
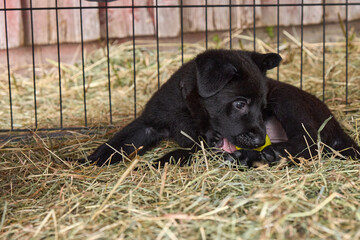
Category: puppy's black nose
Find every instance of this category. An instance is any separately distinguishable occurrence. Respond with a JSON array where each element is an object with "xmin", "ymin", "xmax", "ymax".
[{"xmin": 252, "ymin": 136, "xmax": 265, "ymax": 148}]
